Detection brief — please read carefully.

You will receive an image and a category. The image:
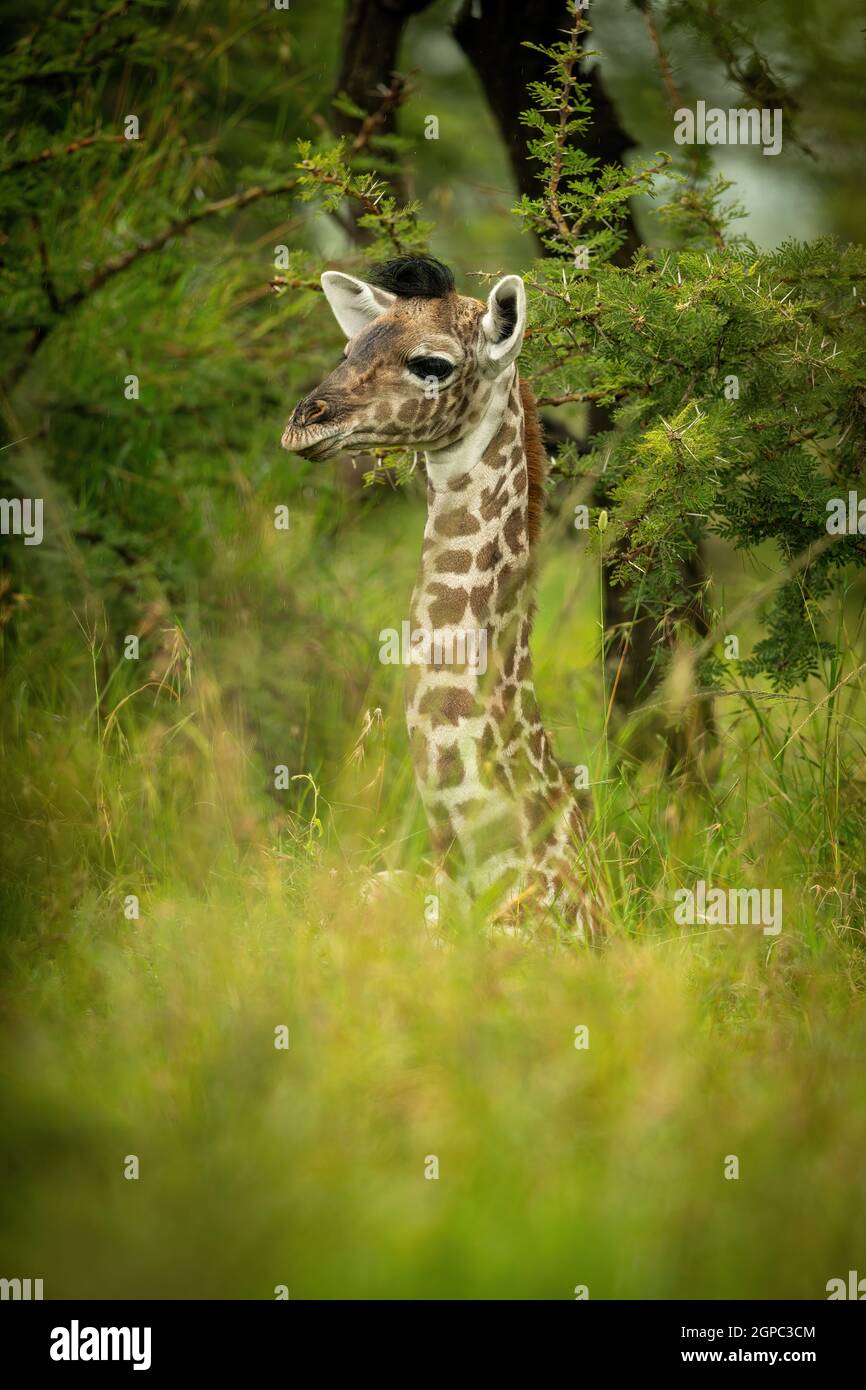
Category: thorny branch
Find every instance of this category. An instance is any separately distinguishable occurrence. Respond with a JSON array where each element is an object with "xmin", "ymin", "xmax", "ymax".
[
  {"xmin": 0, "ymin": 132, "xmax": 131, "ymax": 176},
  {"xmin": 5, "ymin": 78, "xmax": 408, "ymax": 387}
]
